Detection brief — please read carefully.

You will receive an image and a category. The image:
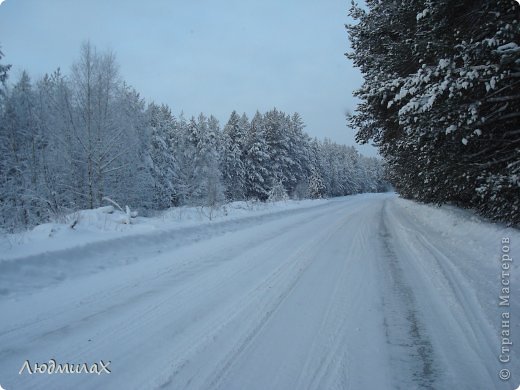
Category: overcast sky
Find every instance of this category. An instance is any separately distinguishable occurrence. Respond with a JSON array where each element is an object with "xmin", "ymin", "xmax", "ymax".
[{"xmin": 0, "ymin": 0, "xmax": 377, "ymax": 156}]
